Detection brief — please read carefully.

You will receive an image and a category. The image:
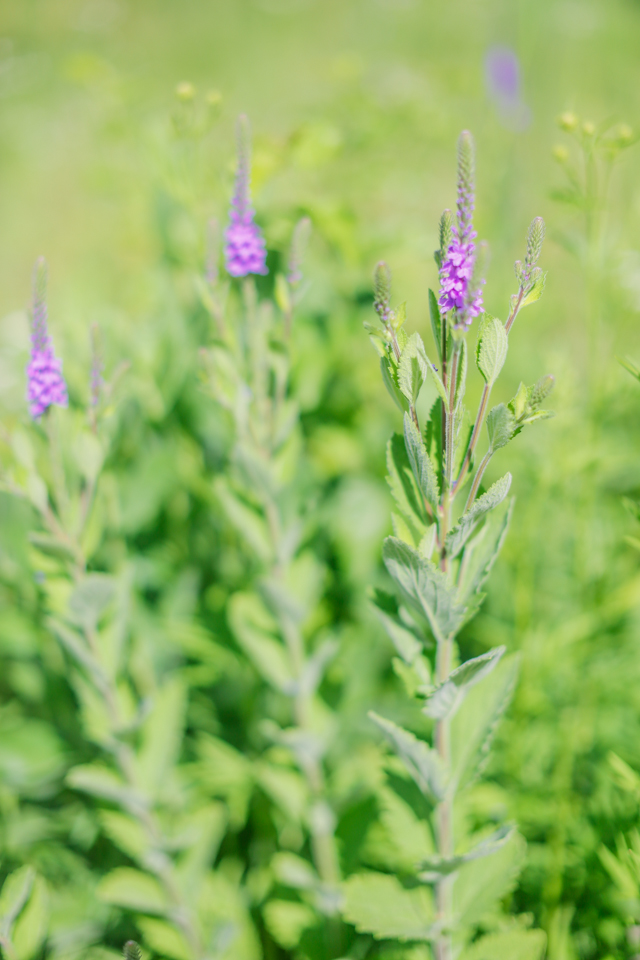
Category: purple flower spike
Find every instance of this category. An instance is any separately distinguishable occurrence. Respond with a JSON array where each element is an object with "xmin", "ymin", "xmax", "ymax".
[
  {"xmin": 224, "ymin": 115, "xmax": 268, "ymax": 278},
  {"xmin": 485, "ymin": 46, "xmax": 532, "ymax": 133},
  {"xmin": 26, "ymin": 258, "xmax": 68, "ymax": 419},
  {"xmin": 438, "ymin": 131, "xmax": 484, "ymax": 329}
]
